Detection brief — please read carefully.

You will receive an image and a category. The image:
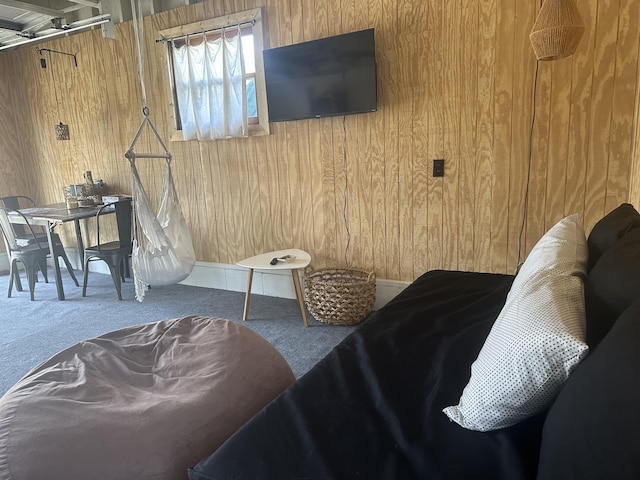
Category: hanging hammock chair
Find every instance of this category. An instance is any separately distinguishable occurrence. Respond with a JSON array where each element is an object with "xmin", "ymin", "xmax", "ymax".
[
  {"xmin": 125, "ymin": 0, "xmax": 195, "ymax": 301},
  {"xmin": 125, "ymin": 109, "xmax": 196, "ymax": 302}
]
